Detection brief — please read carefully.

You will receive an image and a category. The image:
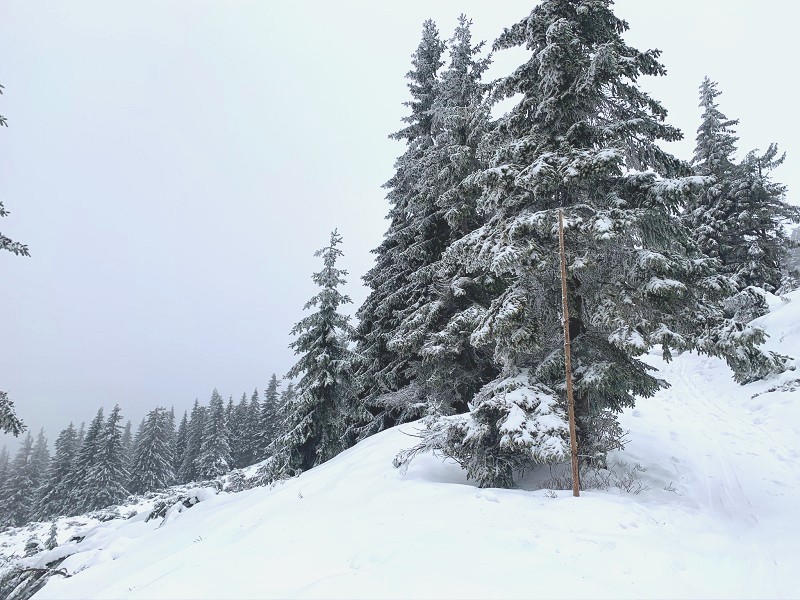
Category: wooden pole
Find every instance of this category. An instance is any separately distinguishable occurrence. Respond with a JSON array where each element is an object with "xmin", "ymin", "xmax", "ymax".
[{"xmin": 558, "ymin": 209, "xmax": 580, "ymax": 497}]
